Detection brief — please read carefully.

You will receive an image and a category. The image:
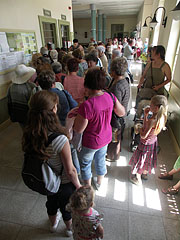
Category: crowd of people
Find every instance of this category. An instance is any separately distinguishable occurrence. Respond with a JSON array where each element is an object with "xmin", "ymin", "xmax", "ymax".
[{"xmin": 6, "ymin": 36, "xmax": 179, "ymax": 239}]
